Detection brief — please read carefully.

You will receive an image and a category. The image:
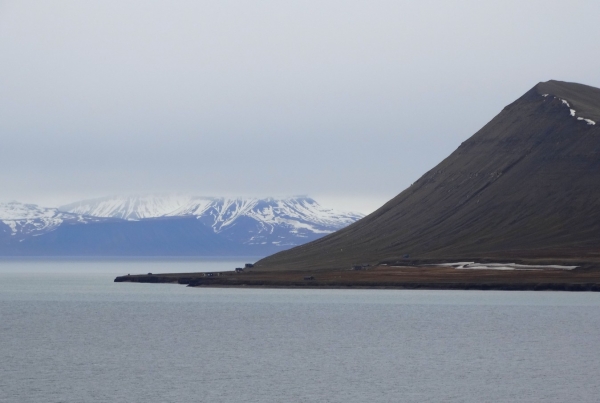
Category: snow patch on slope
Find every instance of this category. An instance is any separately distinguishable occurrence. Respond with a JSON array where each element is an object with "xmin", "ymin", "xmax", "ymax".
[
  {"xmin": 437, "ymin": 262, "xmax": 577, "ymax": 270},
  {"xmin": 245, "ymin": 197, "xmax": 359, "ymax": 233},
  {"xmin": 543, "ymin": 94, "xmax": 596, "ymax": 125},
  {"xmin": 577, "ymin": 117, "xmax": 596, "ymax": 125}
]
